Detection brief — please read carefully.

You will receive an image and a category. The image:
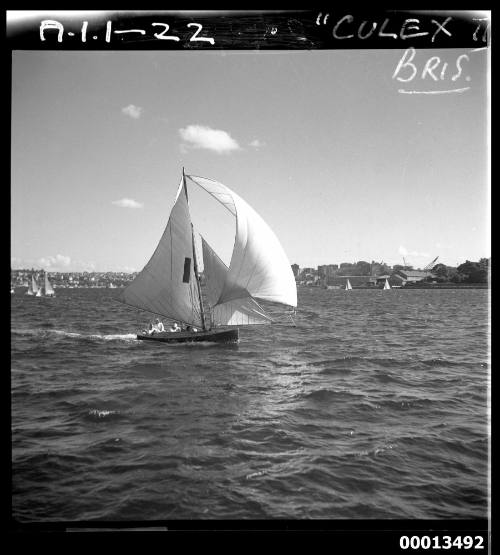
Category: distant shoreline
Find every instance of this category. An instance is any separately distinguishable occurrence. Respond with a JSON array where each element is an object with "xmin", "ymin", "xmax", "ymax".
[
  {"xmin": 300, "ymin": 284, "xmax": 489, "ymax": 290},
  {"xmin": 11, "ymin": 284, "xmax": 489, "ymax": 291}
]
